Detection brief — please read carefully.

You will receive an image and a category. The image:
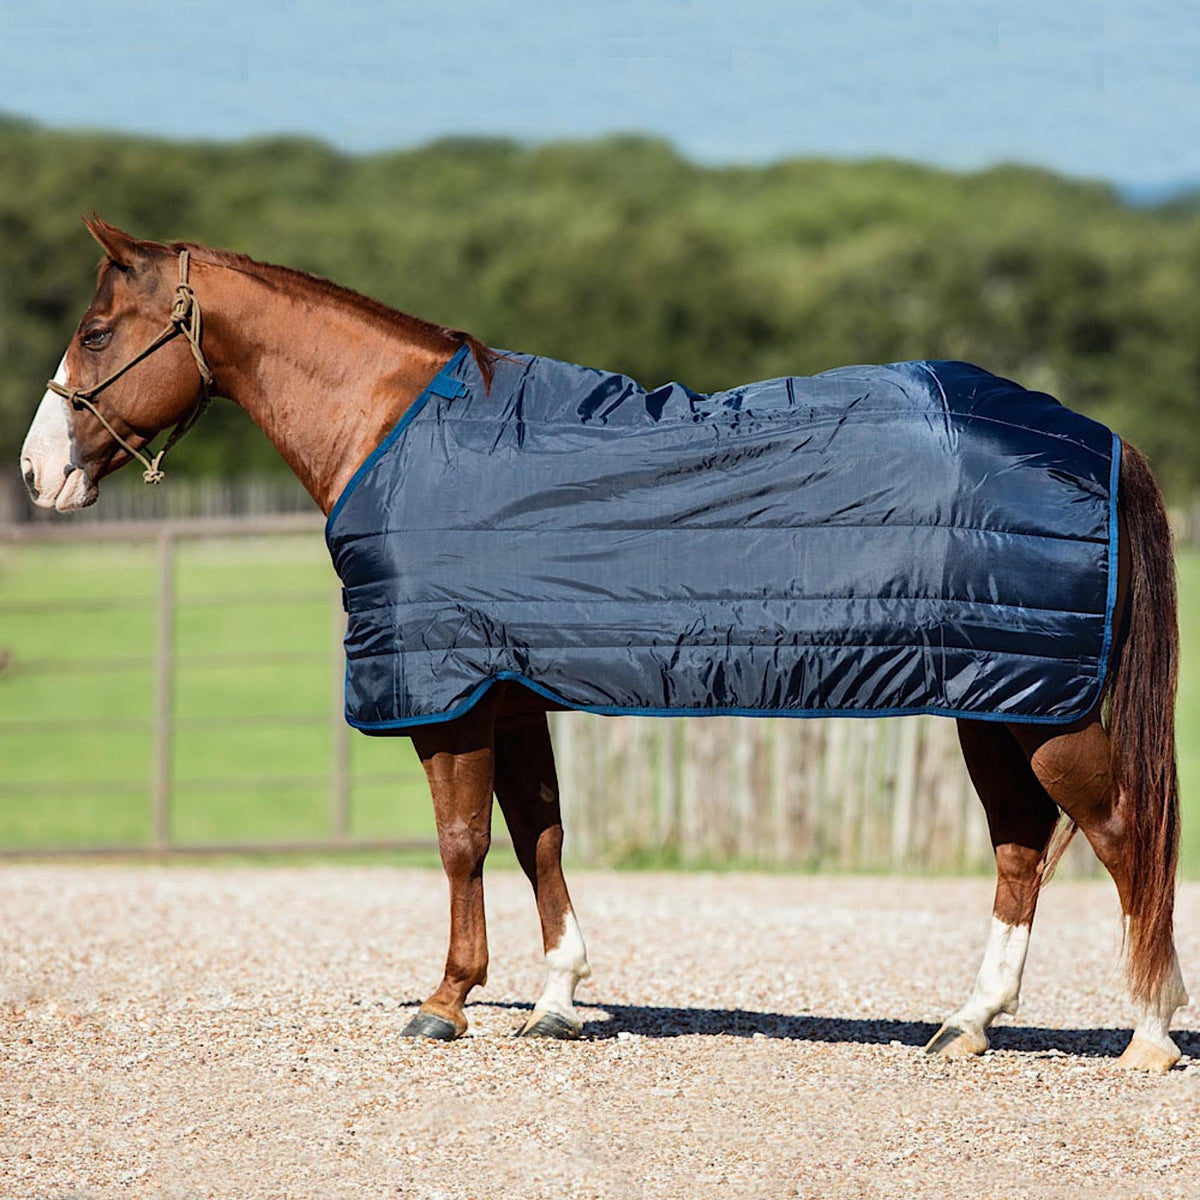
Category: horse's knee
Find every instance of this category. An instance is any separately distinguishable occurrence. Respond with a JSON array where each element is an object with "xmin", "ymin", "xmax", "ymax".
[
  {"xmin": 993, "ymin": 840, "xmax": 1044, "ymax": 879},
  {"xmin": 438, "ymin": 820, "xmax": 491, "ymax": 878}
]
